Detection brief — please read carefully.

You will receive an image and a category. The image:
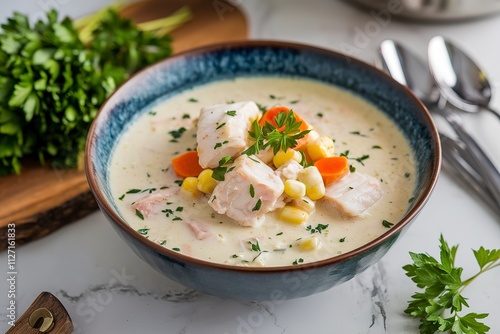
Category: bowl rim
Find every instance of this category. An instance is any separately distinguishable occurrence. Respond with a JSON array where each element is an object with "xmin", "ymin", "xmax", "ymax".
[{"xmin": 85, "ymin": 39, "xmax": 441, "ymax": 273}]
